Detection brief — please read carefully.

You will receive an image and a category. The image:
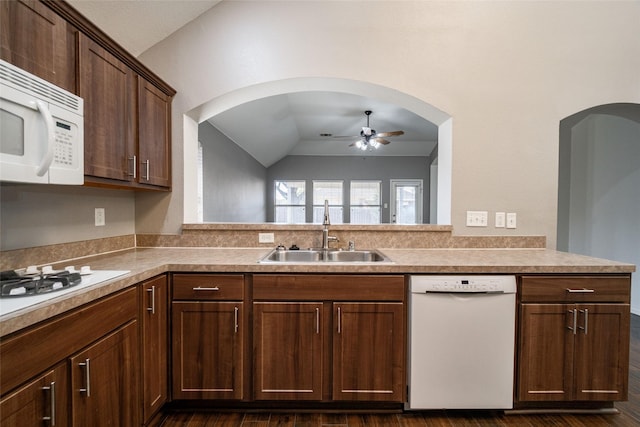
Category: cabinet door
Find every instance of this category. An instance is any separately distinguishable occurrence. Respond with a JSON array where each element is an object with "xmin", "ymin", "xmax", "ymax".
[
  {"xmin": 172, "ymin": 301, "xmax": 243, "ymax": 399},
  {"xmin": 253, "ymin": 302, "xmax": 323, "ymax": 400},
  {"xmin": 517, "ymin": 304, "xmax": 575, "ymax": 401},
  {"xmin": 0, "ymin": 0, "xmax": 76, "ymax": 92},
  {"xmin": 141, "ymin": 276, "xmax": 168, "ymax": 422},
  {"xmin": 332, "ymin": 302, "xmax": 405, "ymax": 402},
  {"xmin": 0, "ymin": 362, "xmax": 68, "ymax": 427},
  {"xmin": 138, "ymin": 78, "xmax": 171, "ymax": 189},
  {"xmin": 574, "ymin": 304, "xmax": 630, "ymax": 401},
  {"xmin": 79, "ymin": 33, "xmax": 136, "ymax": 182},
  {"xmin": 70, "ymin": 321, "xmax": 139, "ymax": 427}
]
